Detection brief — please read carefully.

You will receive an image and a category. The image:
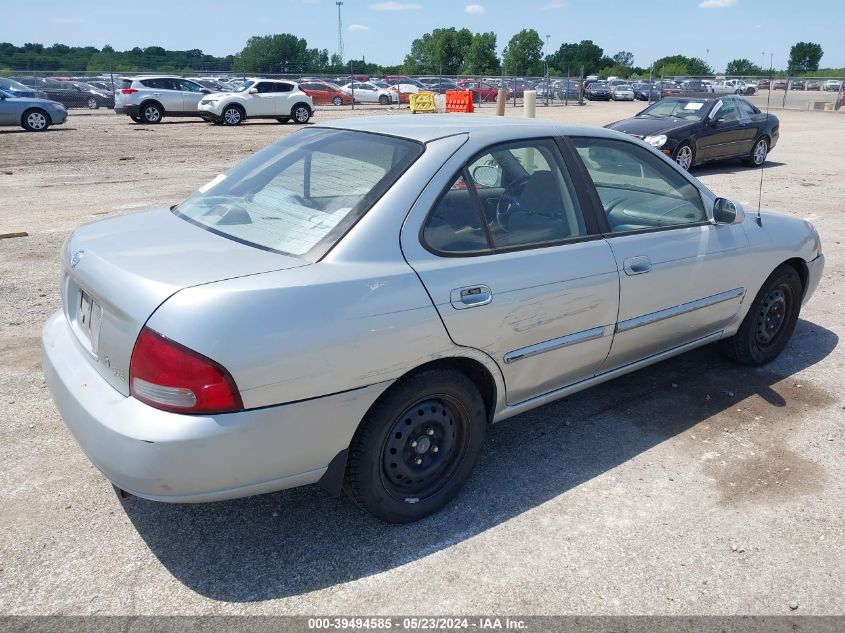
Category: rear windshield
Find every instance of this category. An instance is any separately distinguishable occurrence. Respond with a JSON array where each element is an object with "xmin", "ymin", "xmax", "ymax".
[{"xmin": 174, "ymin": 128, "xmax": 423, "ymax": 260}]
